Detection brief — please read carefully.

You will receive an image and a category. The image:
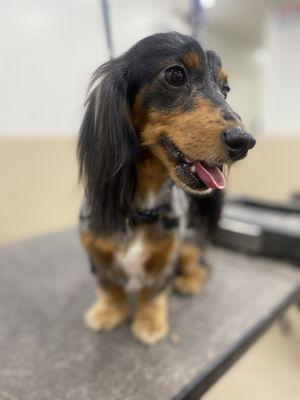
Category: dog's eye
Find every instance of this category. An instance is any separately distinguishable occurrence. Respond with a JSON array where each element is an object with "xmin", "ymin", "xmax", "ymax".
[
  {"xmin": 165, "ymin": 66, "xmax": 186, "ymax": 86},
  {"xmin": 222, "ymin": 83, "xmax": 230, "ymax": 99}
]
